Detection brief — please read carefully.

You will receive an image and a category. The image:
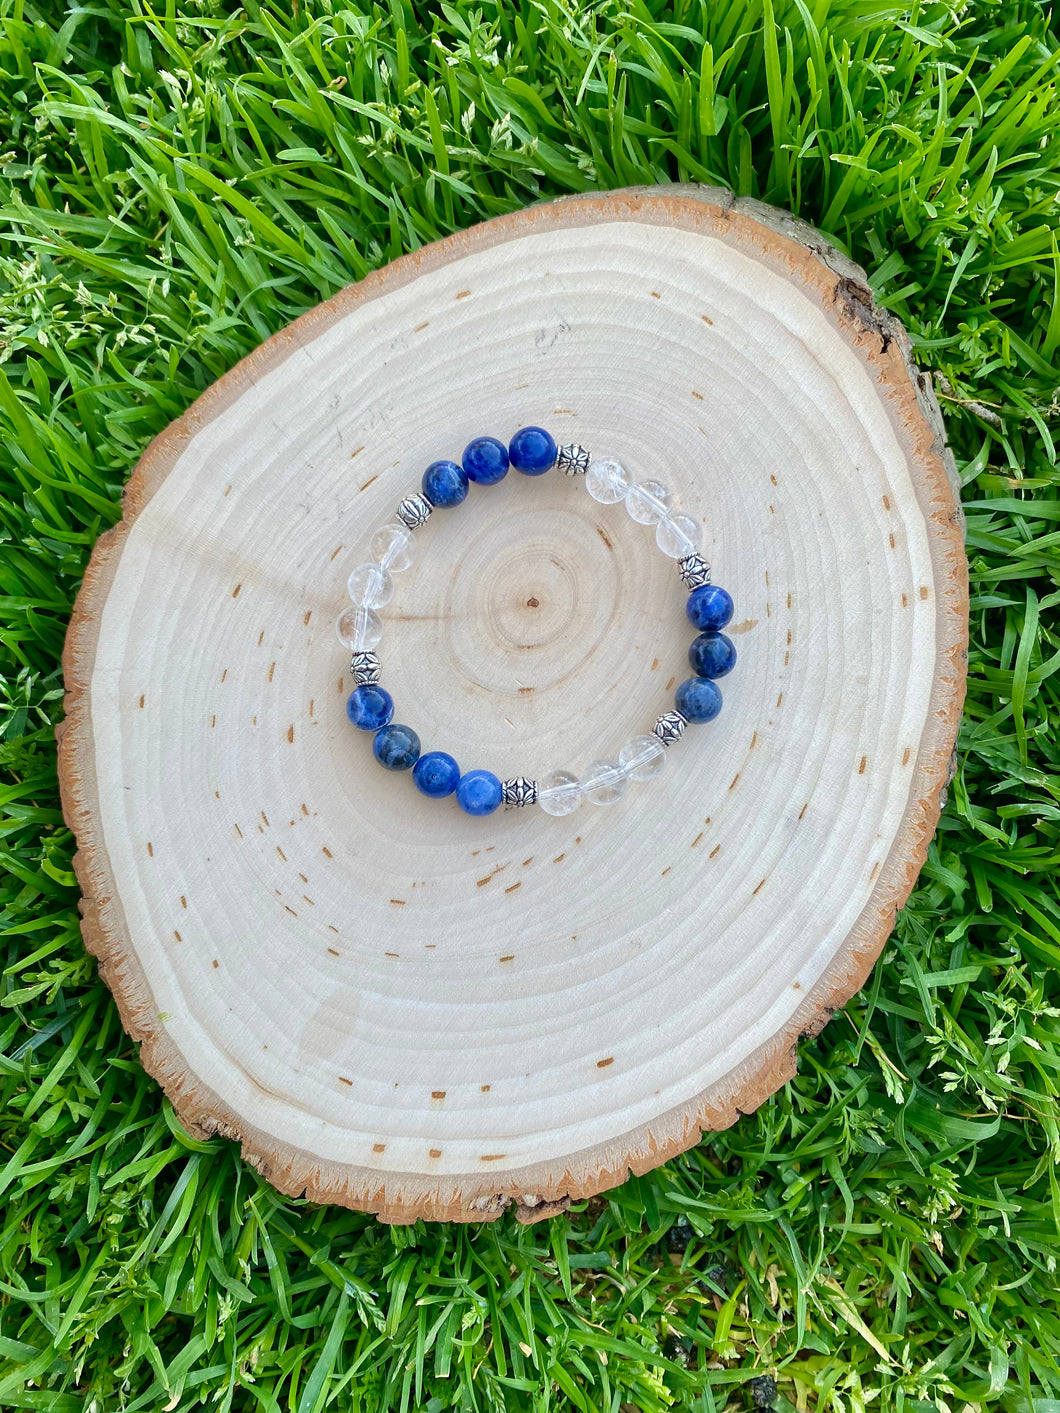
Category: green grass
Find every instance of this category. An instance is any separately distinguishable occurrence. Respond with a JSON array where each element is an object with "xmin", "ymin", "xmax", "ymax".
[{"xmin": 1, "ymin": 0, "xmax": 1059, "ymax": 1408}]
